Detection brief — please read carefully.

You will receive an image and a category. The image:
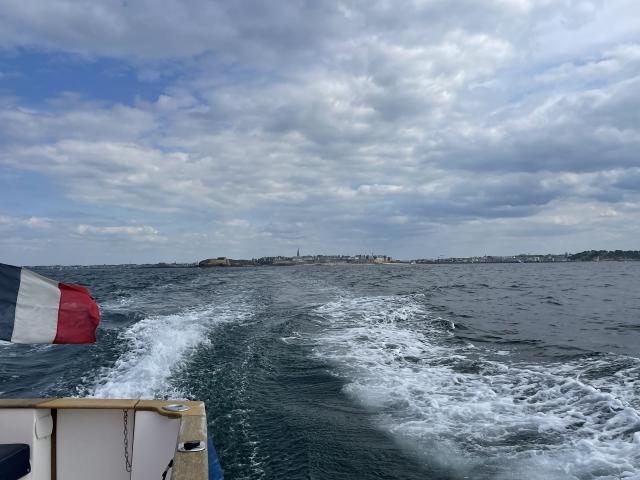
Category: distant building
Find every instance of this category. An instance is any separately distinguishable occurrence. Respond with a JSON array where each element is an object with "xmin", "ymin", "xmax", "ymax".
[
  {"xmin": 199, "ymin": 257, "xmax": 230, "ymax": 267},
  {"xmin": 373, "ymin": 255, "xmax": 390, "ymax": 264}
]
